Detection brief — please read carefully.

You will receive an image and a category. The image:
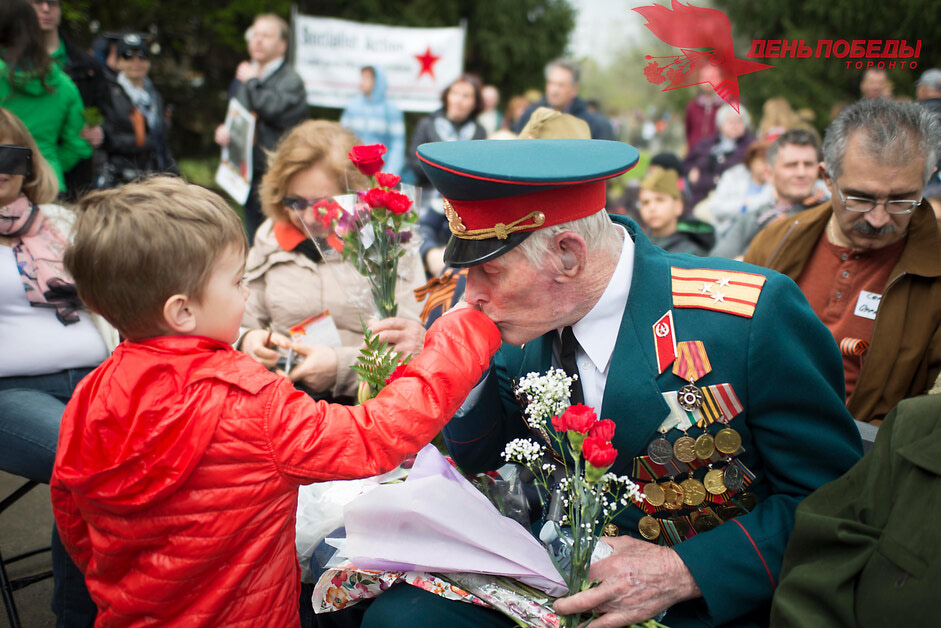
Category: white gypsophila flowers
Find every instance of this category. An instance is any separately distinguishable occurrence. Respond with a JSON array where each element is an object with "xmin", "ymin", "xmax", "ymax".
[
  {"xmin": 601, "ymin": 473, "xmax": 644, "ymax": 506},
  {"xmin": 515, "ymin": 367, "xmax": 576, "ymax": 429},
  {"xmin": 501, "ymin": 438, "xmax": 545, "ymax": 465}
]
